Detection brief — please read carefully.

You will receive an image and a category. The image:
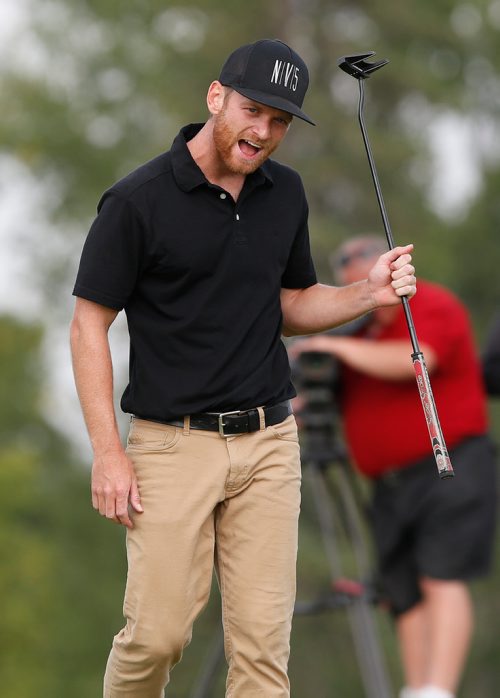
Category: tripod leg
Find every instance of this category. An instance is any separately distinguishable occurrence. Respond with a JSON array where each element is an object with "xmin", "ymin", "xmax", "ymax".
[
  {"xmin": 188, "ymin": 626, "xmax": 225, "ymax": 698},
  {"xmin": 306, "ymin": 461, "xmax": 394, "ymax": 698},
  {"xmin": 333, "ymin": 464, "xmax": 395, "ymax": 697},
  {"xmin": 334, "ymin": 464, "xmax": 372, "ymax": 576}
]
